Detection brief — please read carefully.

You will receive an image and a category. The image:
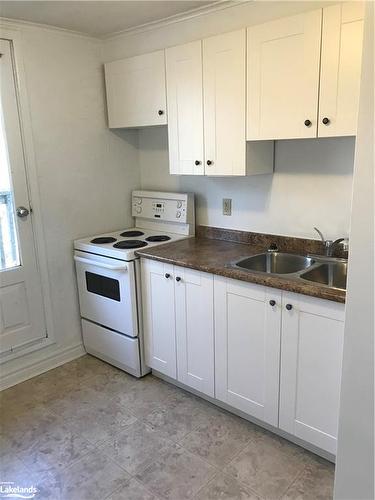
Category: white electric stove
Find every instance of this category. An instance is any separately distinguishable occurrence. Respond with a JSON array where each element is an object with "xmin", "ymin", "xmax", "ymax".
[{"xmin": 74, "ymin": 190, "xmax": 195, "ymax": 377}]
